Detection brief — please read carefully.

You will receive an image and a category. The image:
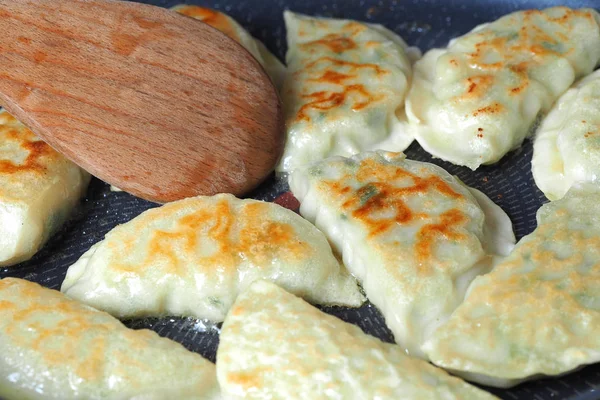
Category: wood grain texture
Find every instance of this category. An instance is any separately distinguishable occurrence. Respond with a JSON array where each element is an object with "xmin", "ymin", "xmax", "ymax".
[{"xmin": 0, "ymin": 0, "xmax": 283, "ymax": 203}]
